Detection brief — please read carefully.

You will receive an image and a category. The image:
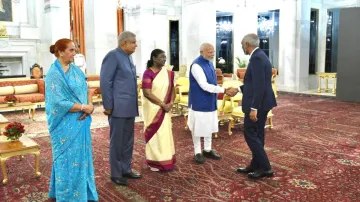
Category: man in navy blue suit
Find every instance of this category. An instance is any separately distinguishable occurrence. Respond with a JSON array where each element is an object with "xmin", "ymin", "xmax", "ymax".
[
  {"xmin": 230, "ymin": 33, "xmax": 277, "ymax": 179},
  {"xmin": 100, "ymin": 31, "xmax": 142, "ymax": 186}
]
